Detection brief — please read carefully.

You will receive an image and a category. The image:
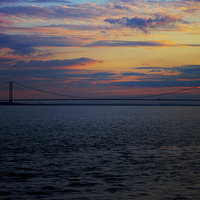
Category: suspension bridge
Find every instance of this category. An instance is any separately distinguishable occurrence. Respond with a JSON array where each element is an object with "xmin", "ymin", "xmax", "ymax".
[{"xmin": 0, "ymin": 81, "xmax": 200, "ymax": 105}]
